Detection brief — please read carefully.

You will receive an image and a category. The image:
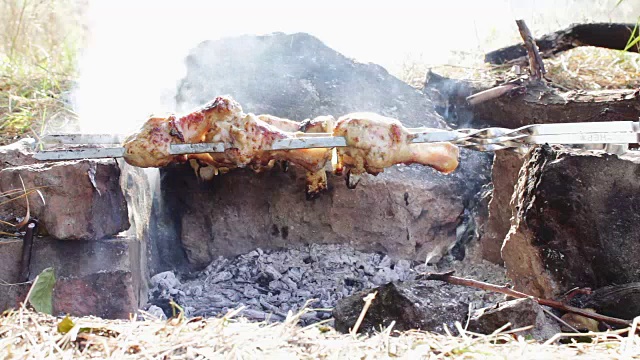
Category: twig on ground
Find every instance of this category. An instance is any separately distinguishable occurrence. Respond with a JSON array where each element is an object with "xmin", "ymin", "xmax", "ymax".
[
  {"xmin": 541, "ymin": 307, "xmax": 580, "ymax": 333},
  {"xmin": 624, "ymin": 316, "xmax": 640, "ymax": 354},
  {"xmin": 351, "ymin": 291, "xmax": 377, "ymax": 335},
  {"xmin": 15, "ymin": 175, "xmax": 30, "ymax": 229},
  {"xmin": 418, "ymin": 271, "xmax": 632, "ymax": 327}
]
